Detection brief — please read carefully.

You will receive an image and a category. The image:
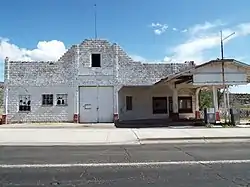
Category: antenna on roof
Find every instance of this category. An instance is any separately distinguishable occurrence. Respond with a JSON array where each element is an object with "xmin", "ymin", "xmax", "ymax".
[{"xmin": 94, "ymin": 4, "xmax": 97, "ymax": 39}]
